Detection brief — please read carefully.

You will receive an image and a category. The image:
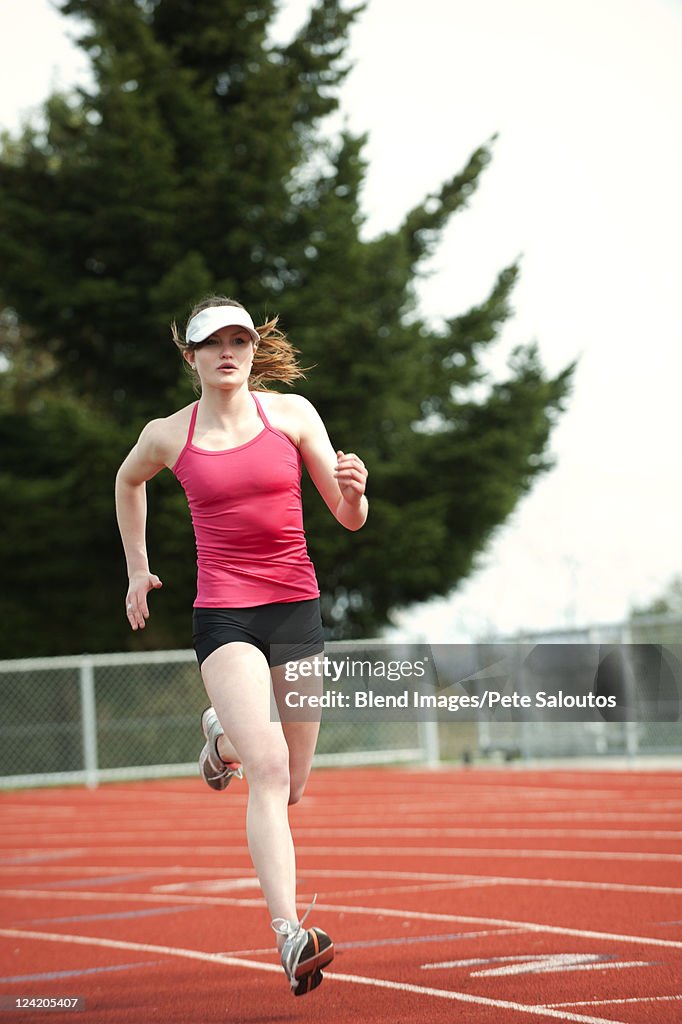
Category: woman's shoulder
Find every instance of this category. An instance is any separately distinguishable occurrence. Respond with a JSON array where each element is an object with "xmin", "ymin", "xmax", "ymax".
[
  {"xmin": 138, "ymin": 403, "xmax": 196, "ymax": 467},
  {"xmin": 142, "ymin": 402, "xmax": 195, "ymax": 437},
  {"xmin": 253, "ymin": 391, "xmax": 315, "ymax": 415},
  {"xmin": 252, "ymin": 391, "xmax": 323, "ymax": 447}
]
